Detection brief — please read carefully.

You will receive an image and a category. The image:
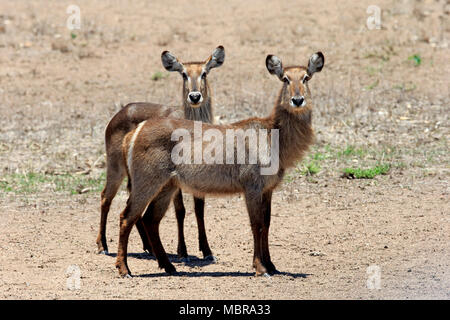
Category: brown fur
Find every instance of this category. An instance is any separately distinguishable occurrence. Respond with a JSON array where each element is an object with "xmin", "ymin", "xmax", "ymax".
[
  {"xmin": 114, "ymin": 52, "xmax": 324, "ymax": 277},
  {"xmin": 96, "ymin": 47, "xmax": 224, "ymax": 259}
]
